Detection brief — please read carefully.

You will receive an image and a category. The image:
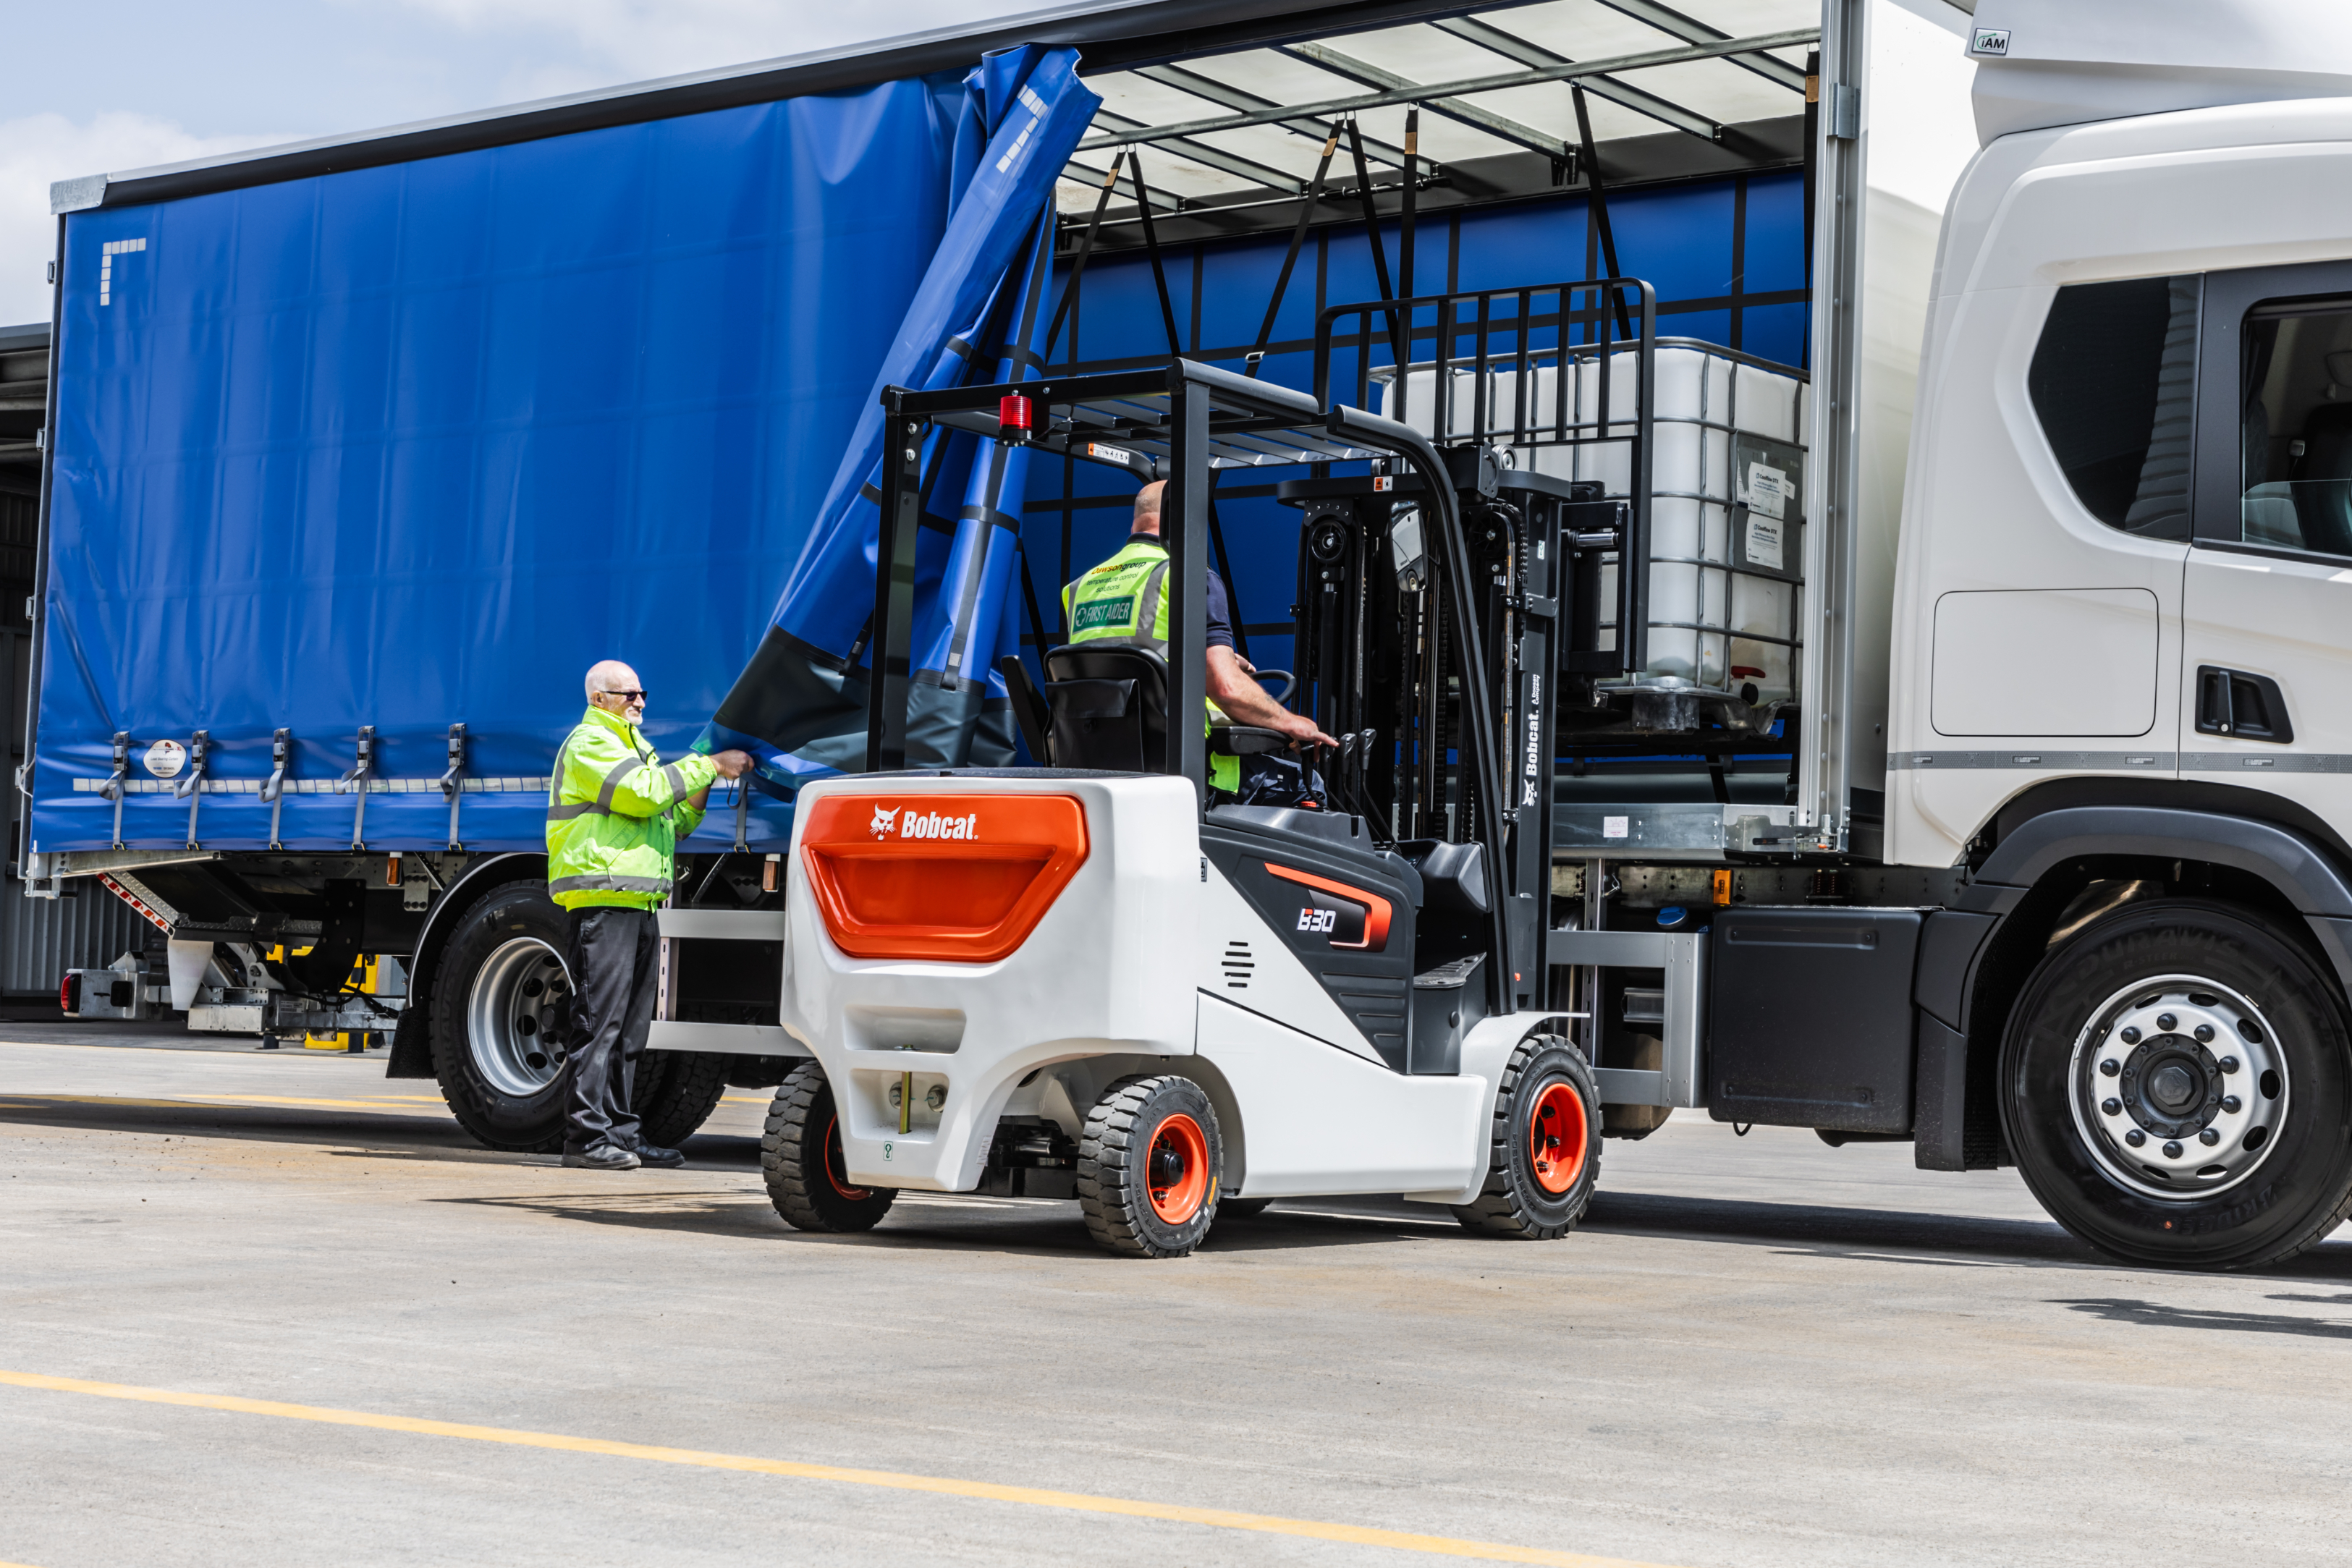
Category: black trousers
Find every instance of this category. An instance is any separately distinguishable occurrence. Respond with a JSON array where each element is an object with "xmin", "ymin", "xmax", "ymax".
[{"xmin": 562, "ymin": 905, "xmax": 659, "ymax": 1155}]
